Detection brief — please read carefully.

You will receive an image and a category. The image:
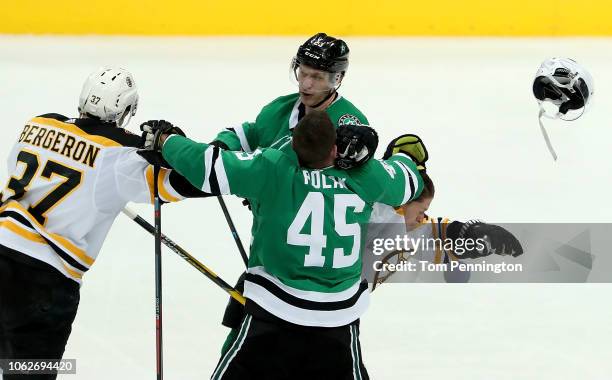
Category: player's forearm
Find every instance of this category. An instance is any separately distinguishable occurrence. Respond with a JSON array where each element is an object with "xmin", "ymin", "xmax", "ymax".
[
  {"xmin": 388, "ymin": 154, "xmax": 424, "ymax": 195},
  {"xmin": 213, "ymin": 129, "xmax": 243, "ymax": 151},
  {"xmin": 376, "ymin": 154, "xmax": 424, "ymax": 206},
  {"xmin": 162, "ymin": 135, "xmax": 209, "ymax": 190}
]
